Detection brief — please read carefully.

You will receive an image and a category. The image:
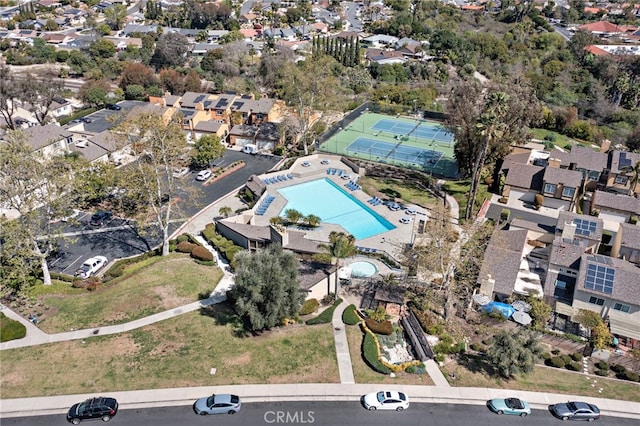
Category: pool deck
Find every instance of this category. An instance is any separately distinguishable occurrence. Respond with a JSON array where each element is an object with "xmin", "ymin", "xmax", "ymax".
[{"xmin": 254, "ymin": 154, "xmax": 425, "ymax": 261}]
